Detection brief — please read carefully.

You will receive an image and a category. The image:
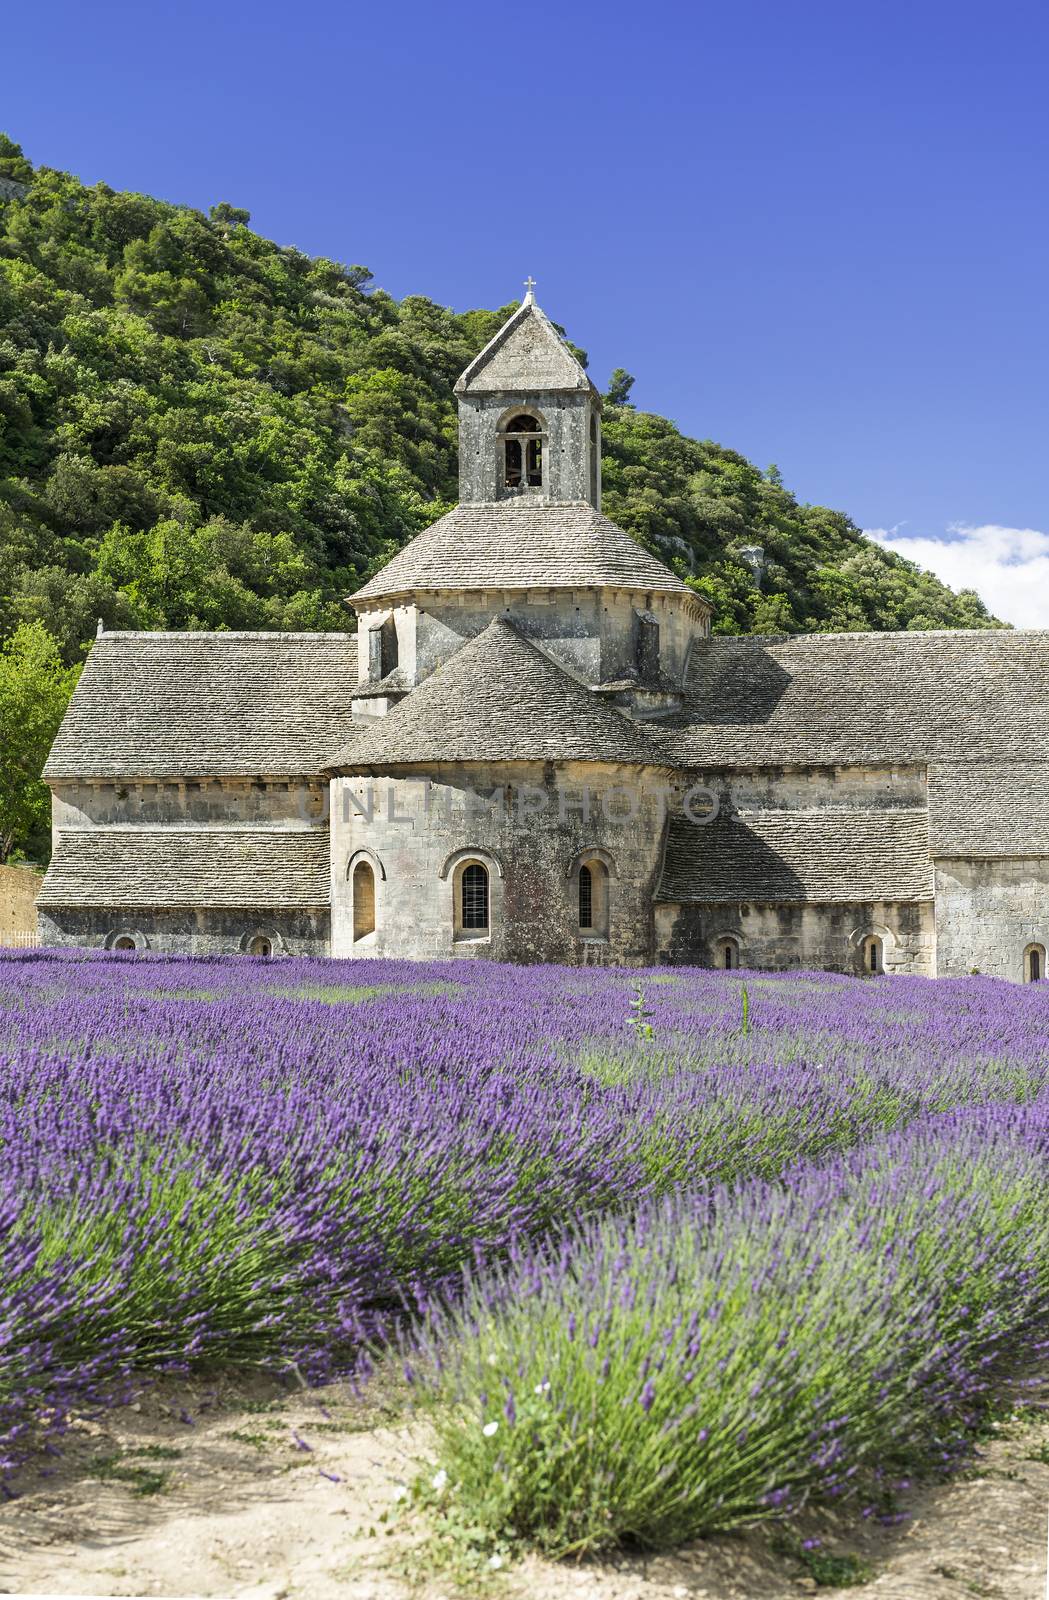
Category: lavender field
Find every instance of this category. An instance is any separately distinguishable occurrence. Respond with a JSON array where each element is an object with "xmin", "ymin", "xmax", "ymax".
[{"xmin": 2, "ymin": 950, "xmax": 1048, "ymax": 1555}]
